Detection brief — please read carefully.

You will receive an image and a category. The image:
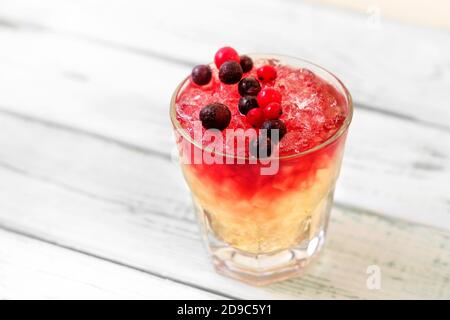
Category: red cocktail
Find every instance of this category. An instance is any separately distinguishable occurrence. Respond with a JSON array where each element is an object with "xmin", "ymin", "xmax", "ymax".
[{"xmin": 171, "ymin": 50, "xmax": 352, "ymax": 285}]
